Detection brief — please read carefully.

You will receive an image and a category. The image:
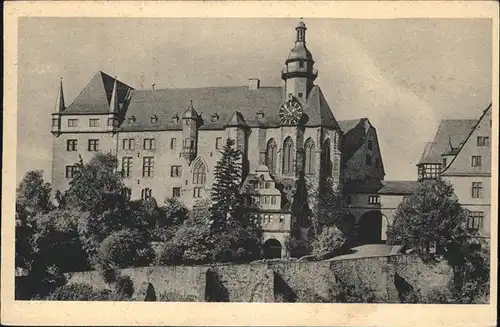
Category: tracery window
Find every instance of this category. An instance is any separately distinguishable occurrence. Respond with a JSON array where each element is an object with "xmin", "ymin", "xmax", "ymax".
[
  {"xmin": 193, "ymin": 160, "xmax": 207, "ymax": 184},
  {"xmin": 265, "ymin": 138, "xmax": 277, "ymax": 174},
  {"xmin": 304, "ymin": 138, "xmax": 316, "ymax": 175},
  {"xmin": 282, "ymin": 137, "xmax": 294, "ymax": 175}
]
